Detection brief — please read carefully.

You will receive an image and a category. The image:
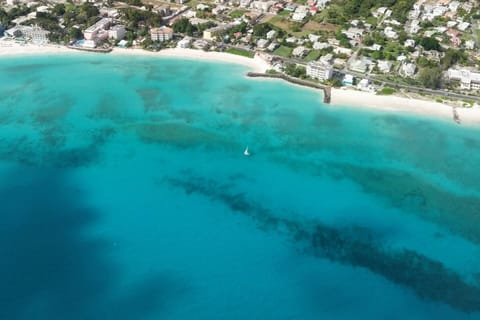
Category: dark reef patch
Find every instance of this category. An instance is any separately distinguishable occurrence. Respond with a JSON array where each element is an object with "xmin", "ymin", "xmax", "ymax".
[
  {"xmin": 0, "ymin": 168, "xmax": 182, "ymax": 320},
  {"xmin": 332, "ymin": 163, "xmax": 480, "ymax": 244},
  {"xmin": 135, "ymin": 122, "xmax": 229, "ymax": 149},
  {"xmin": 166, "ymin": 174, "xmax": 480, "ymax": 313},
  {"xmin": 136, "ymin": 88, "xmax": 170, "ymax": 113}
]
